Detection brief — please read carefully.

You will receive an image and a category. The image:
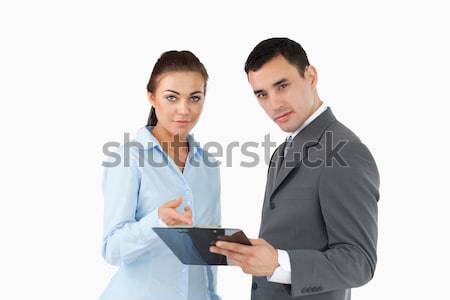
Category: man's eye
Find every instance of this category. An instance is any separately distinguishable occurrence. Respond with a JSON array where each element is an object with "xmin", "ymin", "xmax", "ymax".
[
  {"xmin": 256, "ymin": 93, "xmax": 267, "ymax": 99},
  {"xmin": 166, "ymin": 95, "xmax": 177, "ymax": 102},
  {"xmin": 279, "ymin": 83, "xmax": 289, "ymax": 90},
  {"xmin": 190, "ymin": 95, "xmax": 201, "ymax": 102}
]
